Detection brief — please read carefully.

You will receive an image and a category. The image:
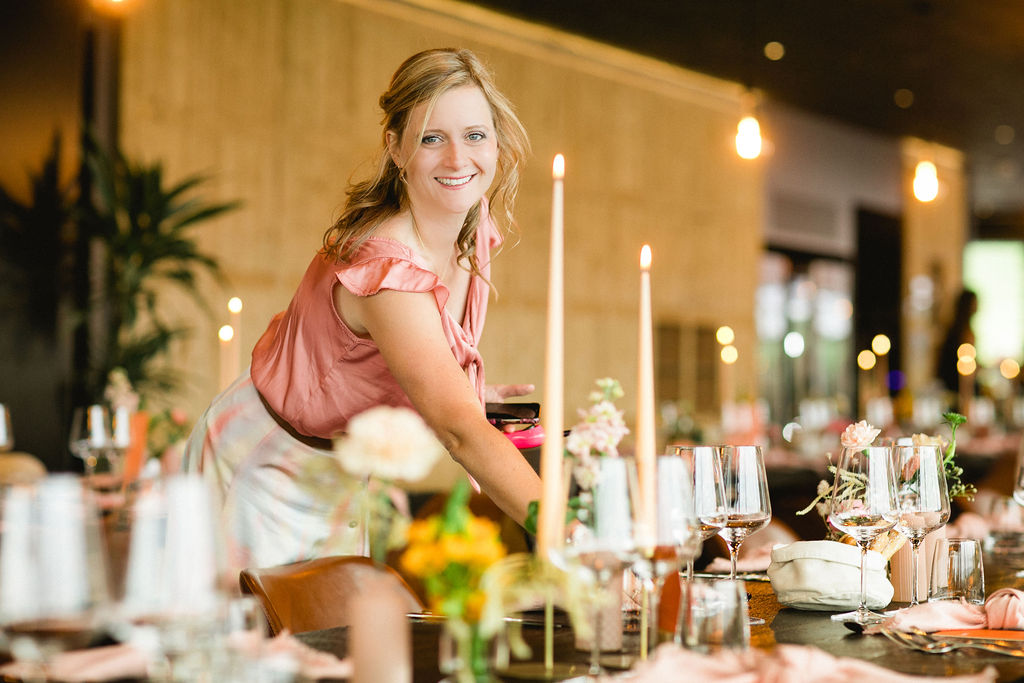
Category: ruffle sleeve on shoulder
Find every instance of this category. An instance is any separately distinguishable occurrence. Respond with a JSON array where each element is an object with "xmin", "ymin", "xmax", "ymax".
[{"xmin": 336, "ymin": 254, "xmax": 450, "ymax": 311}]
